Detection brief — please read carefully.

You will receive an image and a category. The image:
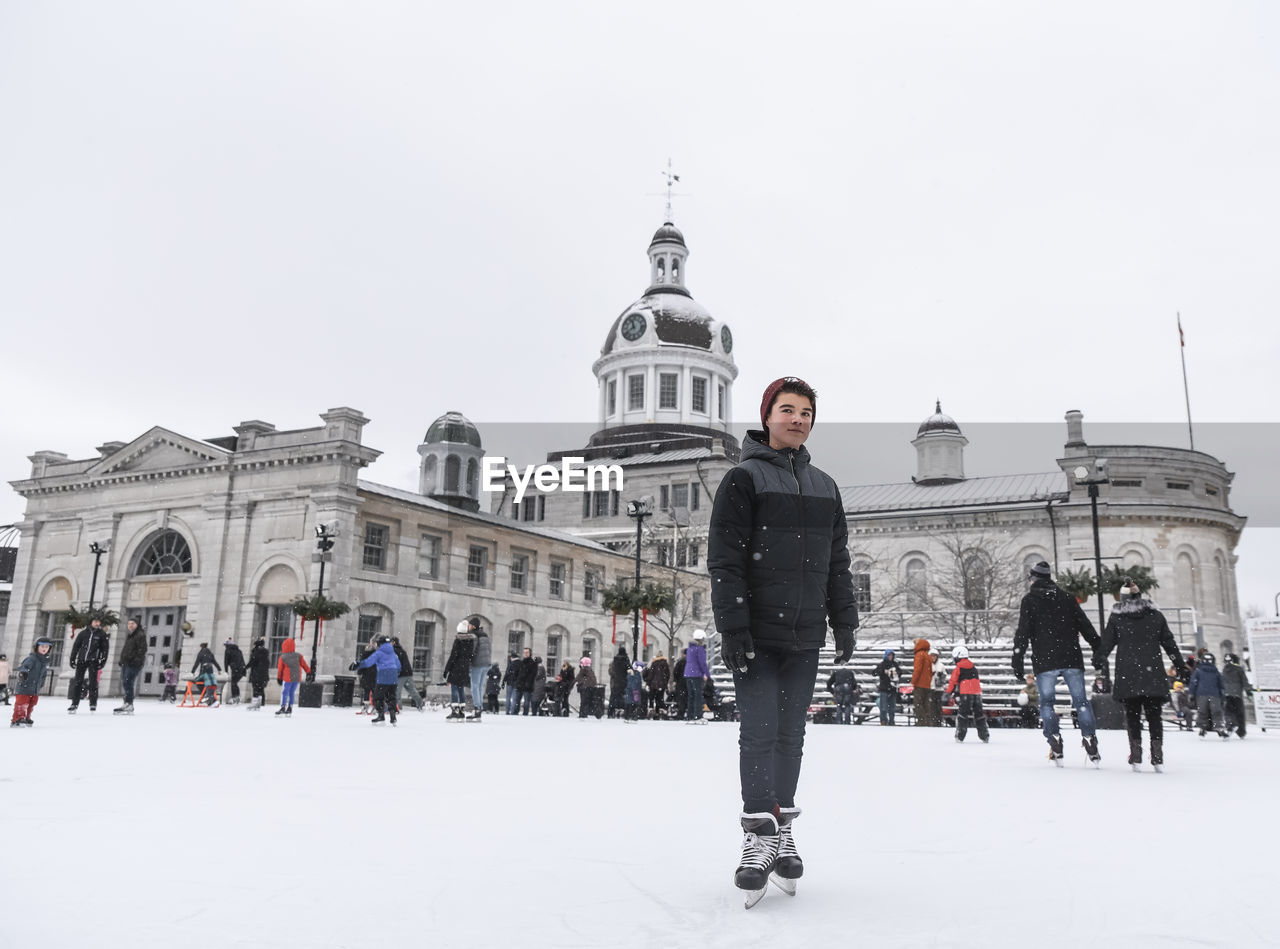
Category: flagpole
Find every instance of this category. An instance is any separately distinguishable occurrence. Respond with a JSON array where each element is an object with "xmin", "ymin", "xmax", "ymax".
[{"xmin": 1178, "ymin": 312, "xmax": 1194, "ymax": 451}]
